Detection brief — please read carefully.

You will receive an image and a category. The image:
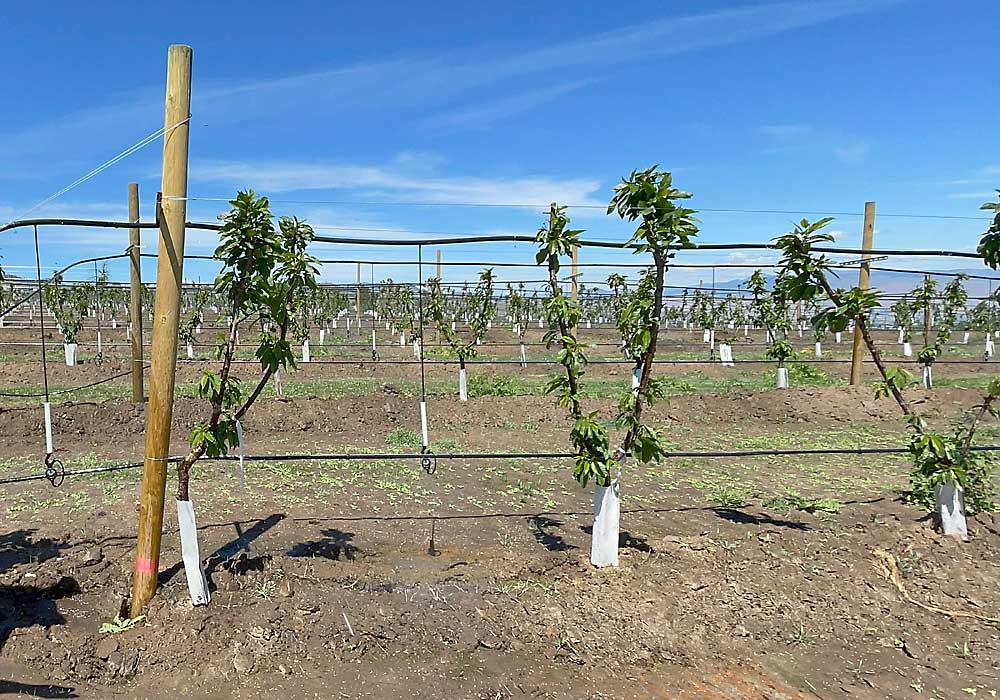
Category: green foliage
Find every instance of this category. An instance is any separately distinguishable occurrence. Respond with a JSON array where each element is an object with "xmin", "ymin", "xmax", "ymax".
[
  {"xmin": 891, "ymin": 298, "xmax": 914, "ymax": 343},
  {"xmin": 874, "ymin": 367, "xmax": 915, "ymax": 399},
  {"xmin": 467, "ymin": 373, "xmax": 521, "ymax": 398},
  {"xmin": 766, "ymin": 339, "xmax": 794, "ymax": 366},
  {"xmin": 977, "ymin": 190, "xmax": 1000, "ymax": 268},
  {"xmin": 538, "ymin": 168, "xmax": 698, "ymax": 491},
  {"xmin": 428, "ymin": 268, "xmax": 496, "ymax": 360},
  {"xmin": 764, "ymin": 492, "xmax": 842, "ymax": 514},
  {"xmin": 607, "ymin": 166, "xmax": 699, "ymax": 255},
  {"xmin": 707, "ymin": 484, "xmax": 751, "ymax": 508},
  {"xmin": 385, "ymin": 428, "xmax": 423, "ymax": 448},
  {"xmin": 43, "ymin": 273, "xmax": 89, "ymax": 344},
  {"xmin": 181, "ymin": 191, "xmax": 320, "ymax": 498},
  {"xmin": 100, "ymin": 615, "xmax": 145, "ymax": 634}
]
